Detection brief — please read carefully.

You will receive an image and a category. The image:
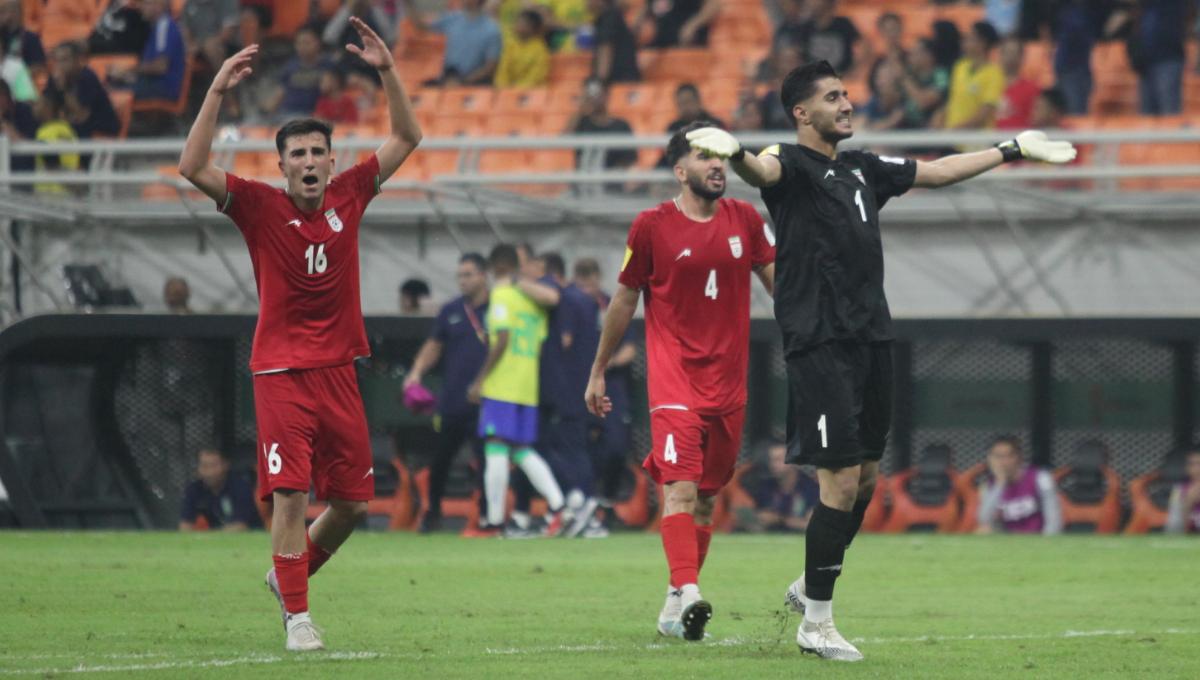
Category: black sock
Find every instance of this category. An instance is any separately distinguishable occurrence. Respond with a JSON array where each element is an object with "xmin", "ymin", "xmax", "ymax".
[
  {"xmin": 844, "ymin": 496, "xmax": 873, "ymax": 548},
  {"xmin": 804, "ymin": 503, "xmax": 853, "ymax": 601}
]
